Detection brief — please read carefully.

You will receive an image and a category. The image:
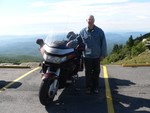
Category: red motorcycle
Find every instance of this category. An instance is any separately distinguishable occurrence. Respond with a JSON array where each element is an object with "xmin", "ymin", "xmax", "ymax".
[{"xmin": 36, "ymin": 34, "xmax": 84, "ymax": 105}]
